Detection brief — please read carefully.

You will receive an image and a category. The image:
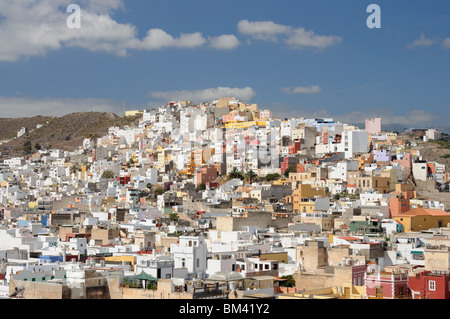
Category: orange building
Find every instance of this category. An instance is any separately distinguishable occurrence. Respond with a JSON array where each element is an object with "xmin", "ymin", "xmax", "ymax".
[{"xmin": 393, "ymin": 208, "xmax": 450, "ymax": 232}]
